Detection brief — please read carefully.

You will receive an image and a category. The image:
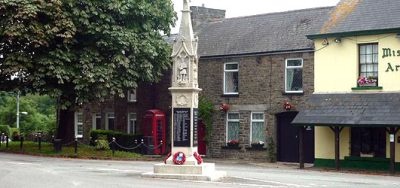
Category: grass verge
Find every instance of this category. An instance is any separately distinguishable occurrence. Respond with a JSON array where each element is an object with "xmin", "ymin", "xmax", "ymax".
[{"xmin": 0, "ymin": 141, "xmax": 146, "ymax": 160}]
